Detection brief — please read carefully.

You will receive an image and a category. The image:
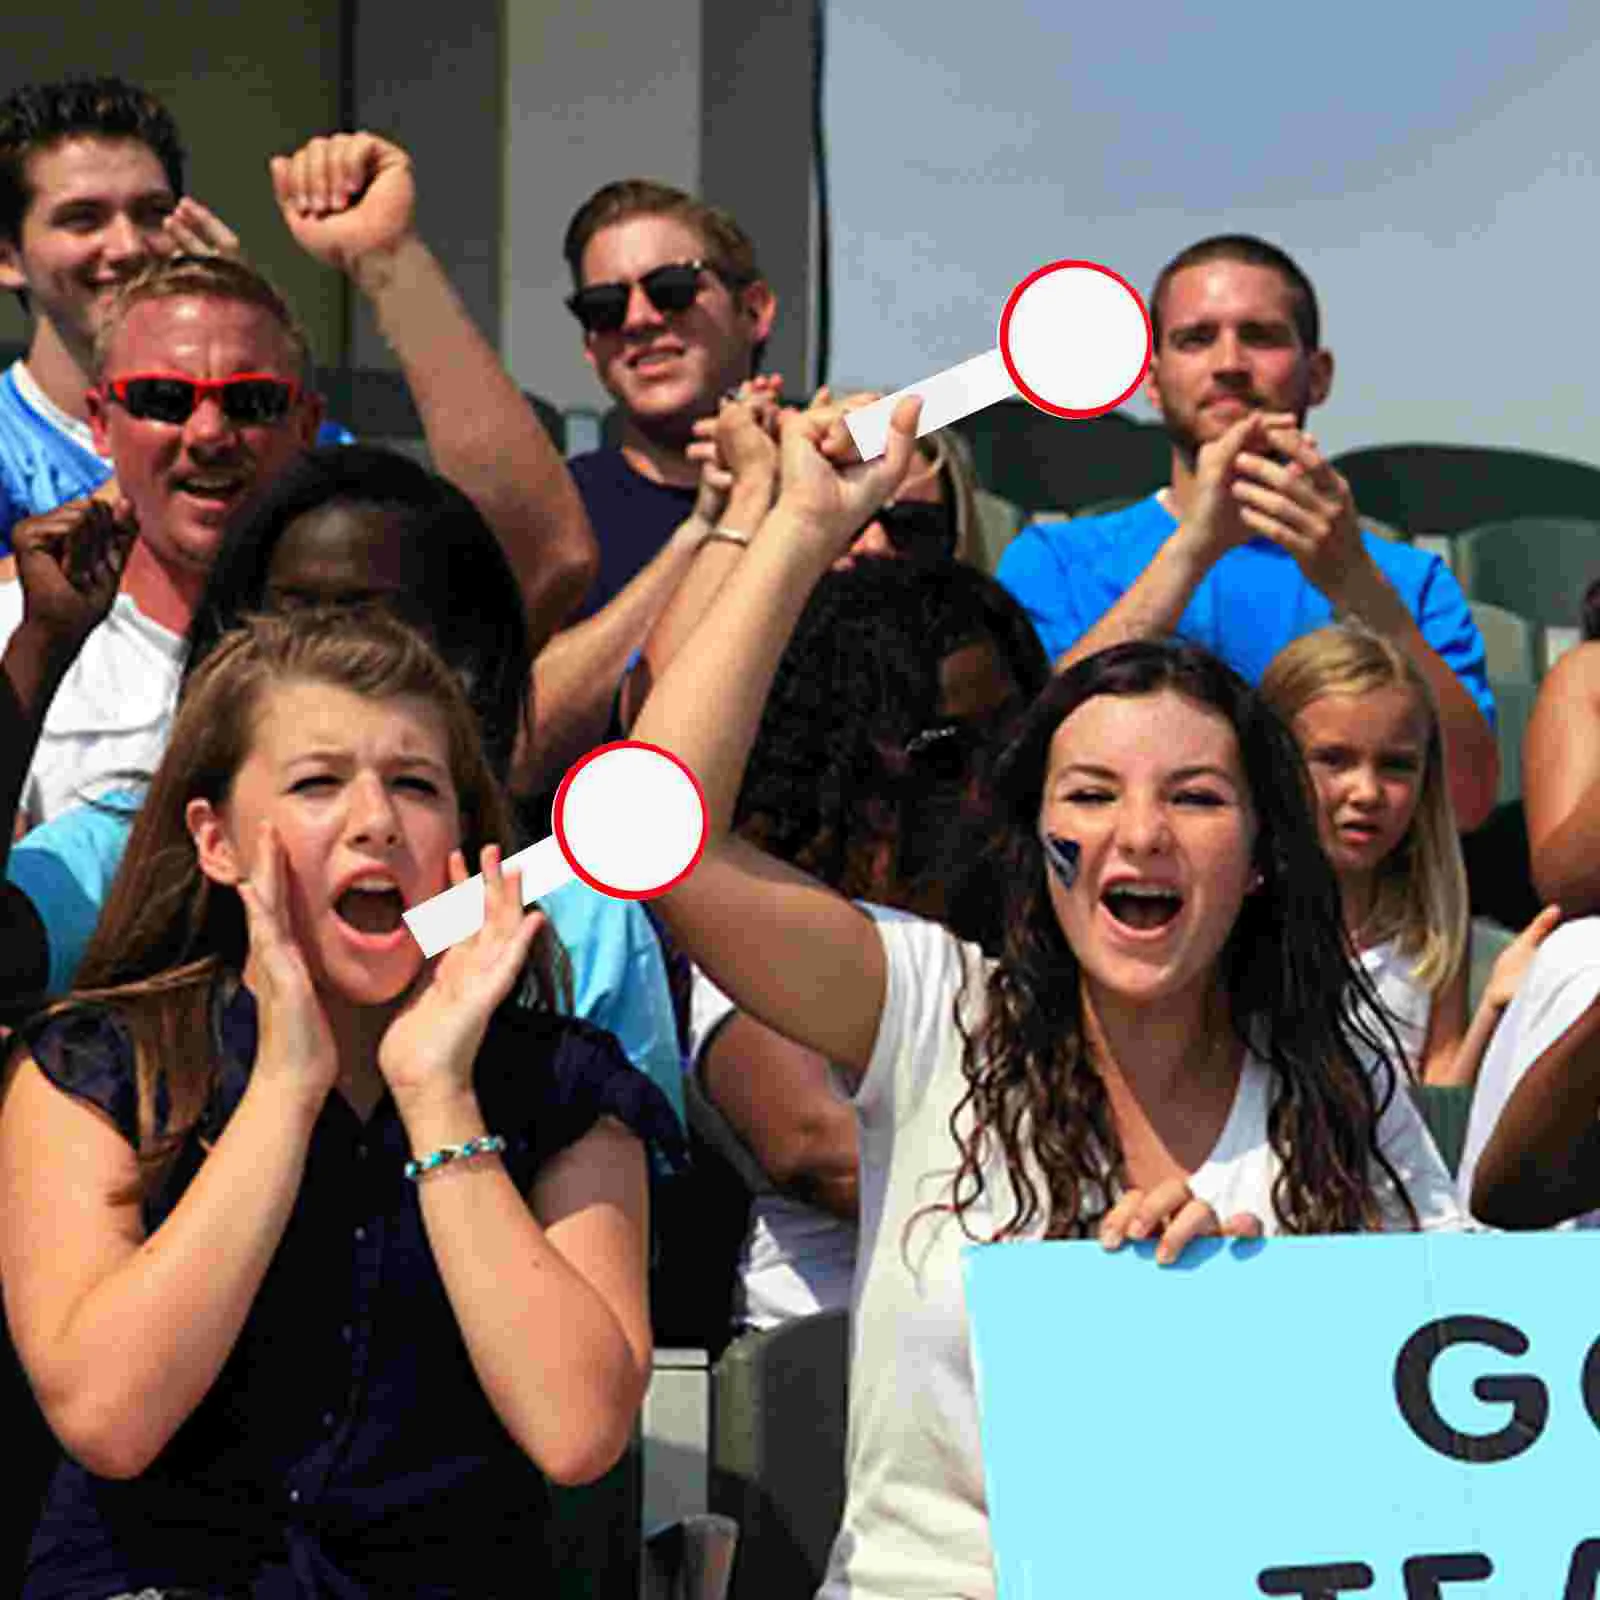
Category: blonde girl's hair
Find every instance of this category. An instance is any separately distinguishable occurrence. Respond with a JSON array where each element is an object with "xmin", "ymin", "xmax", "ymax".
[
  {"xmin": 1260, "ymin": 622, "xmax": 1468, "ymax": 990},
  {"xmin": 37, "ymin": 605, "xmax": 565, "ymax": 1205}
]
